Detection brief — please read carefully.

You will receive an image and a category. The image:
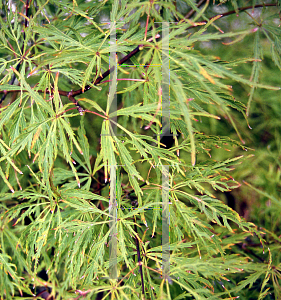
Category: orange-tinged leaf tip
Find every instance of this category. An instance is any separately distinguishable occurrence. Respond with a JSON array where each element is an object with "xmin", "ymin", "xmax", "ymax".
[
  {"xmin": 191, "ymin": 154, "xmax": 196, "ymax": 166},
  {"xmin": 199, "ymin": 66, "xmax": 215, "ymax": 84}
]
